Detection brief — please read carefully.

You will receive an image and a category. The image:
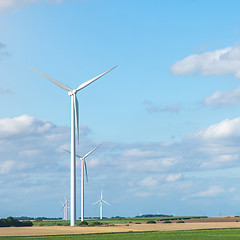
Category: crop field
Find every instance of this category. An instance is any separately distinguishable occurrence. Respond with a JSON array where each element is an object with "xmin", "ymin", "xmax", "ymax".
[
  {"xmin": 1, "ymin": 216, "xmax": 240, "ymax": 239},
  {"xmin": 1, "ymin": 229, "xmax": 240, "ymax": 240}
]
